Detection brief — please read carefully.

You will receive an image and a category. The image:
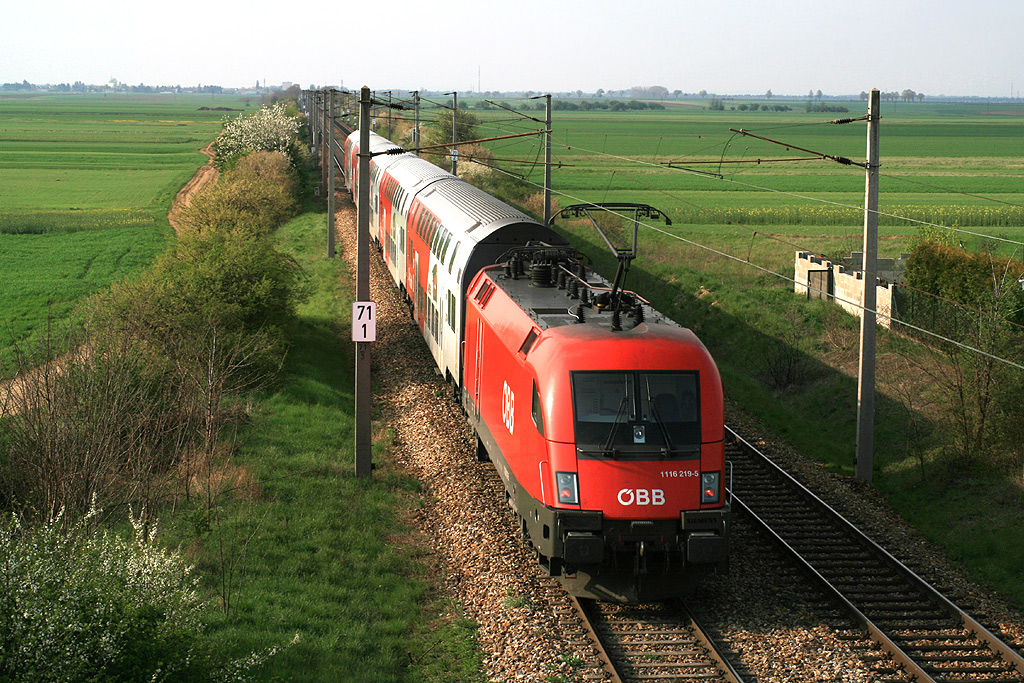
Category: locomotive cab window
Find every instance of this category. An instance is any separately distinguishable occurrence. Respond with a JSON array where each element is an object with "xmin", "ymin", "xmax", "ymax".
[
  {"xmin": 571, "ymin": 371, "xmax": 700, "ymax": 458},
  {"xmin": 531, "ymin": 380, "xmax": 545, "ymax": 436}
]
